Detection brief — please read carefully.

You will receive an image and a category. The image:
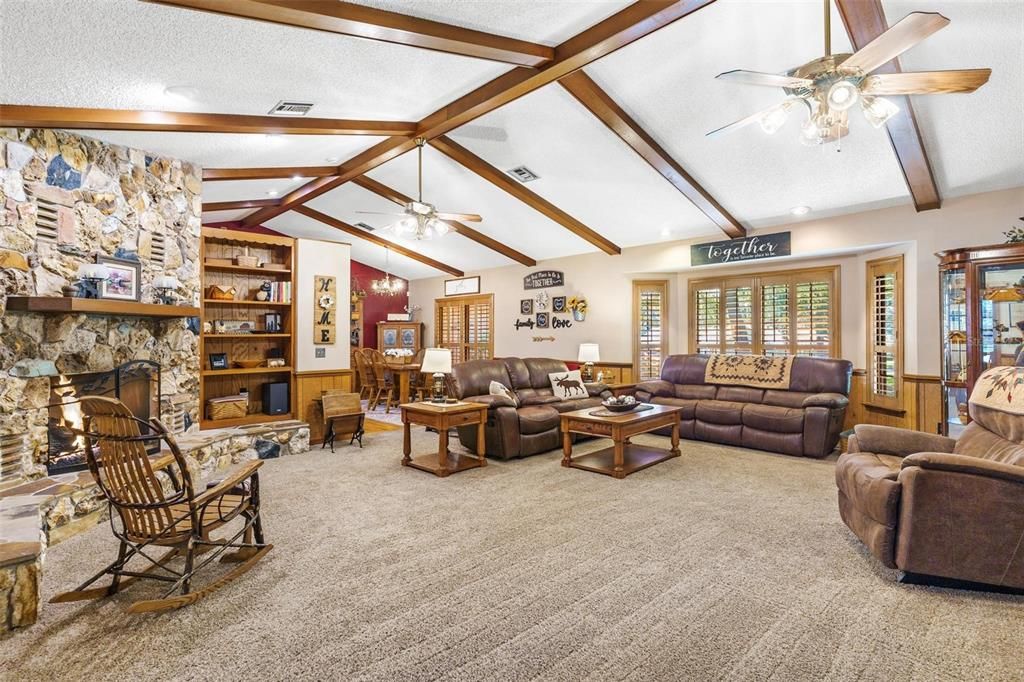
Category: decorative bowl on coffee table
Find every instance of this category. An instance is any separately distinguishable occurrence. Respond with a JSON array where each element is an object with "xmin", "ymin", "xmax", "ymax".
[{"xmin": 602, "ymin": 400, "xmax": 638, "ymax": 413}]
